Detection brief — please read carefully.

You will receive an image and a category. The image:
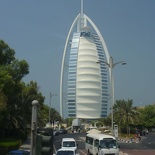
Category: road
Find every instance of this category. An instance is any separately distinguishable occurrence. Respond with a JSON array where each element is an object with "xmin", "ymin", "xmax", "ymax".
[
  {"xmin": 53, "ymin": 132, "xmax": 155, "ymax": 155},
  {"xmin": 119, "ymin": 132, "xmax": 155, "ymax": 155},
  {"xmin": 53, "ymin": 132, "xmax": 87, "ymax": 155}
]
